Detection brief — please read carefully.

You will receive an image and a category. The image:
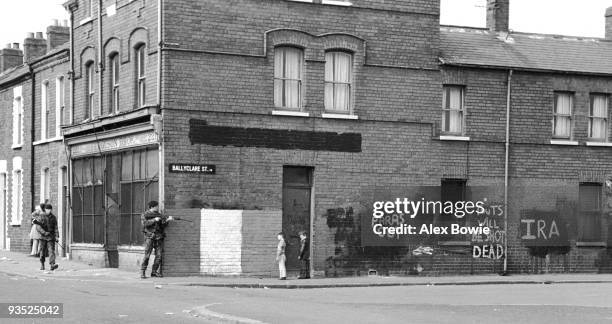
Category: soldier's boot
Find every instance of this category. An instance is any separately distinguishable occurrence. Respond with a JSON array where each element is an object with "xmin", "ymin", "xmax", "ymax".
[
  {"xmin": 50, "ymin": 264, "xmax": 59, "ymax": 271},
  {"xmin": 140, "ymin": 270, "xmax": 147, "ymax": 279},
  {"xmin": 40, "ymin": 261, "xmax": 45, "ymax": 271}
]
